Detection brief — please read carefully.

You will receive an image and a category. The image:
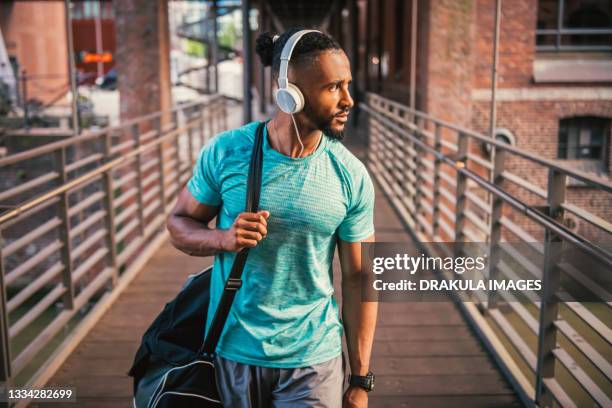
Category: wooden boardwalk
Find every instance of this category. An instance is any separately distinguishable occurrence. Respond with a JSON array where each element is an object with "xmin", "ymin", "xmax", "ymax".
[
  {"xmin": 39, "ymin": 137, "xmax": 518, "ymax": 407},
  {"xmin": 362, "ymin": 185, "xmax": 518, "ymax": 407}
]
